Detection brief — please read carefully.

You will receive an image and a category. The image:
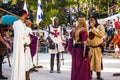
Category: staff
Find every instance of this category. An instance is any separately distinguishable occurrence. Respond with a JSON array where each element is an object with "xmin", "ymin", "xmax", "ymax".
[{"xmin": 0, "ymin": 8, "xmax": 19, "ymax": 18}]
